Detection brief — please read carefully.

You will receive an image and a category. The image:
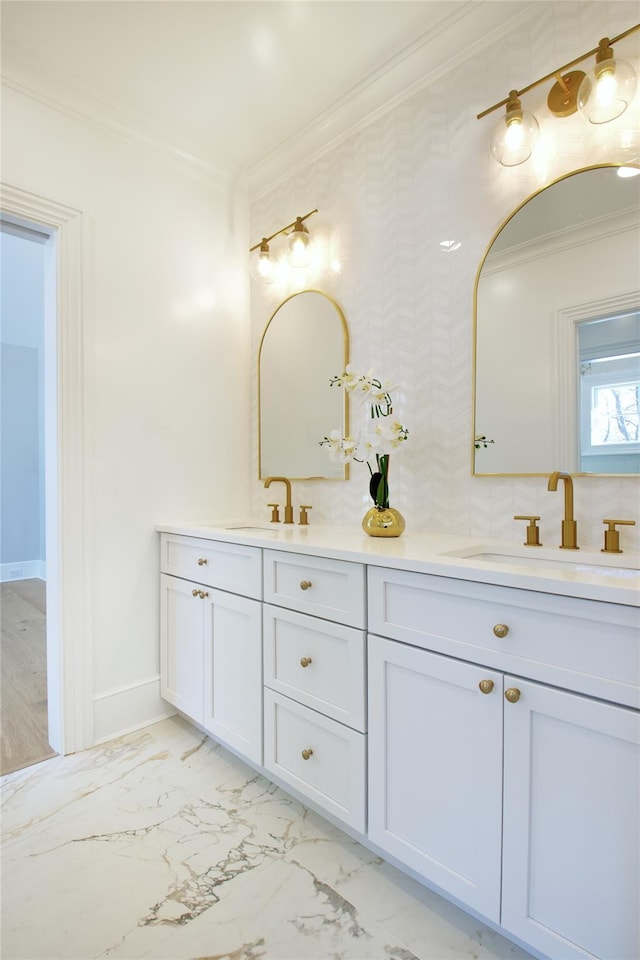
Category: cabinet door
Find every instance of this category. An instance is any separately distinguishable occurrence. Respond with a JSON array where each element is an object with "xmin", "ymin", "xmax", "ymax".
[
  {"xmin": 203, "ymin": 589, "xmax": 263, "ymax": 765},
  {"xmin": 368, "ymin": 634, "xmax": 503, "ymax": 921},
  {"xmin": 160, "ymin": 574, "xmax": 204, "ymax": 723},
  {"xmin": 502, "ymin": 677, "xmax": 640, "ymax": 960}
]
